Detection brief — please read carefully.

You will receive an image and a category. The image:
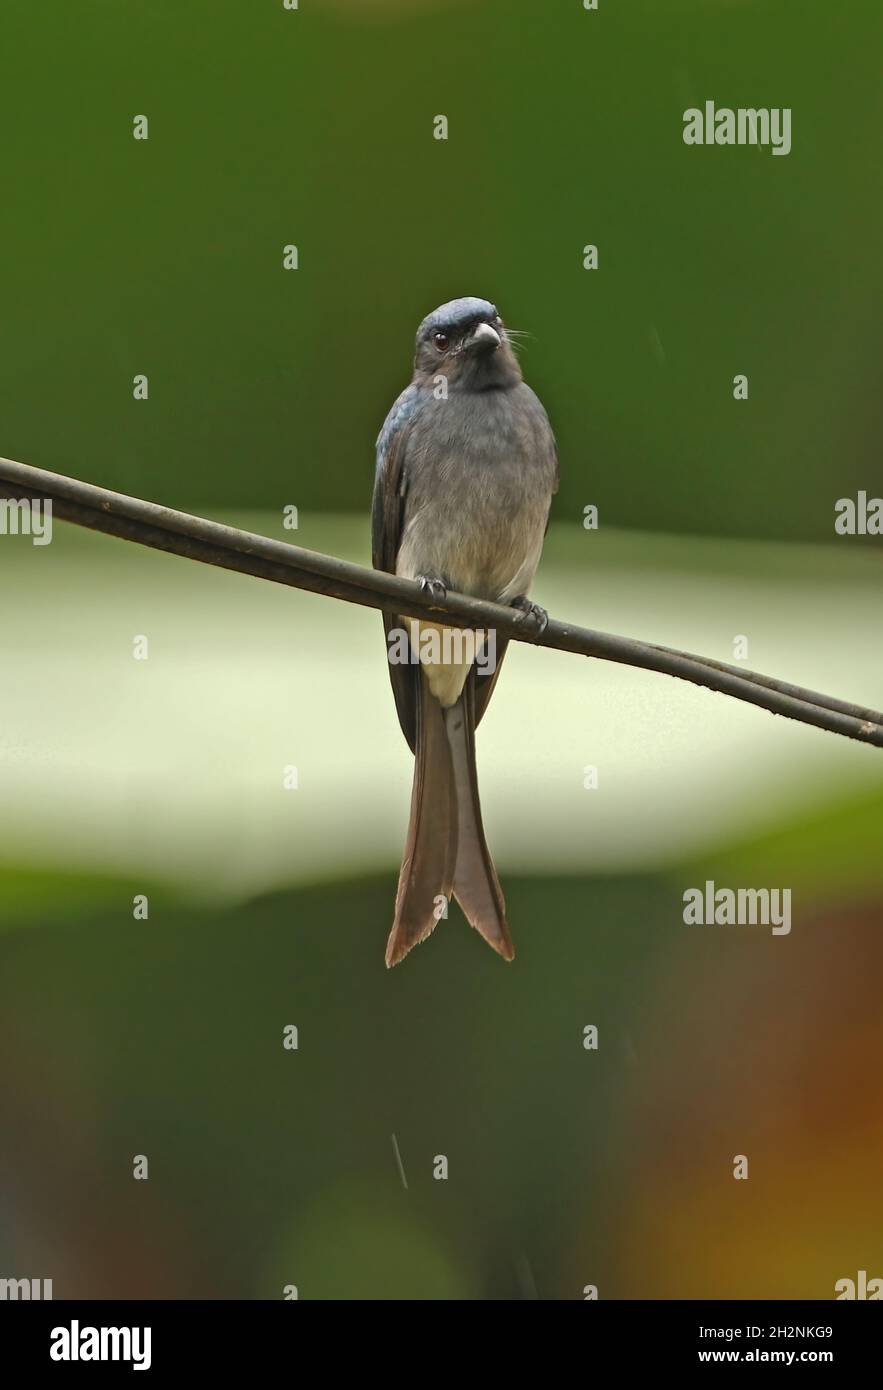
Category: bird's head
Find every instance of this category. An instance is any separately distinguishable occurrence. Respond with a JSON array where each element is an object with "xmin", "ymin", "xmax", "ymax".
[{"xmin": 413, "ymin": 296, "xmax": 522, "ymax": 389}]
